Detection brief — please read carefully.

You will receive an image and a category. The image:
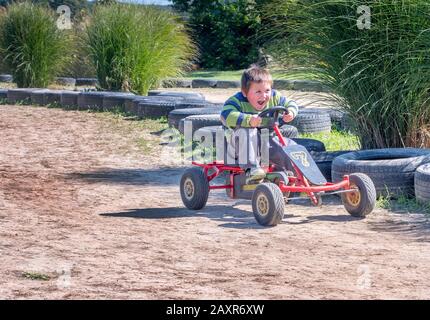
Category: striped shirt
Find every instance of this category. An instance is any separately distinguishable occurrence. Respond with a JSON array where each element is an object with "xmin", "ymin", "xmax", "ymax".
[{"xmin": 220, "ymin": 90, "xmax": 299, "ymax": 129}]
